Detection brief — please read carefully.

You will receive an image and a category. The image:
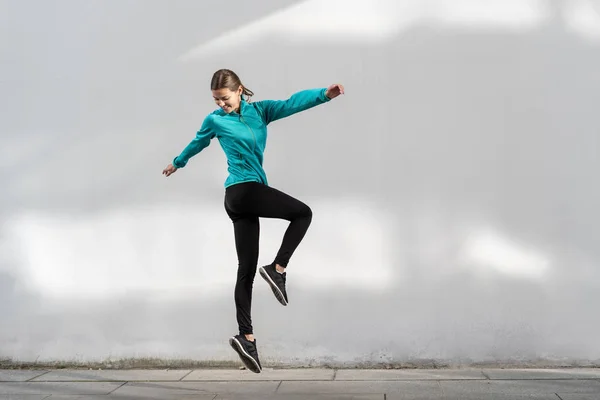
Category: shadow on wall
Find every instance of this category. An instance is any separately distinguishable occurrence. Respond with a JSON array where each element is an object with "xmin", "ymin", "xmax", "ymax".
[
  {"xmin": 1, "ymin": 0, "xmax": 600, "ymax": 364},
  {"xmin": 0, "ymin": 268, "xmax": 598, "ymax": 365}
]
